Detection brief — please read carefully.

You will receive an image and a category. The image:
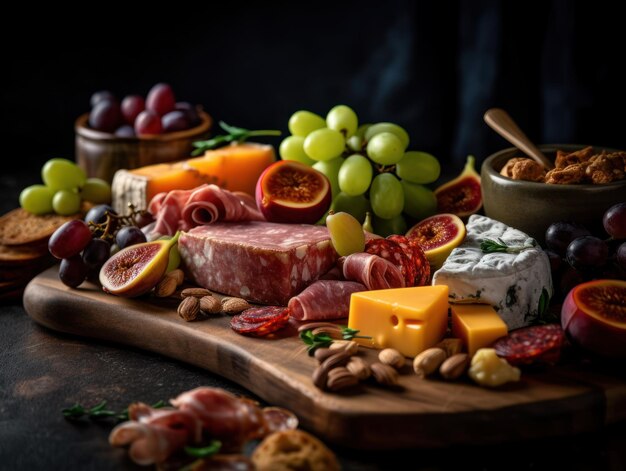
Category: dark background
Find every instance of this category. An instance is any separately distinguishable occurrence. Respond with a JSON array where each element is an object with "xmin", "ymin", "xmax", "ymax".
[{"xmin": 3, "ymin": 0, "xmax": 626, "ymax": 181}]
